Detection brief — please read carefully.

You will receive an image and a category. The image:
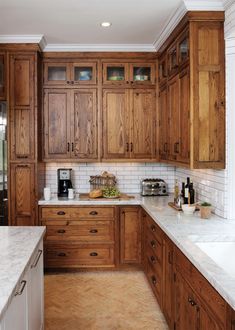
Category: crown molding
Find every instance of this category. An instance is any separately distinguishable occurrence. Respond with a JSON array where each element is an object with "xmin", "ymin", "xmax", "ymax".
[
  {"xmin": 0, "ymin": 34, "xmax": 45, "ymax": 45},
  {"xmin": 184, "ymin": 0, "xmax": 224, "ymax": 11},
  {"xmin": 43, "ymin": 43, "xmax": 156, "ymax": 52},
  {"xmin": 153, "ymin": 2, "xmax": 187, "ymax": 51}
]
